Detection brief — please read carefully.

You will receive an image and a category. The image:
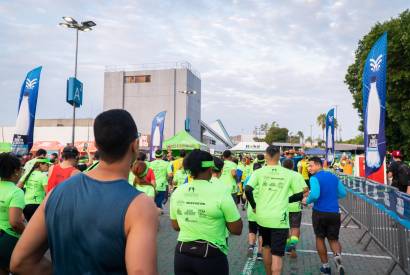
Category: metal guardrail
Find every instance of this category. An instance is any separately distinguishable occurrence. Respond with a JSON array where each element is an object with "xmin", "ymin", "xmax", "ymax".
[{"xmin": 337, "ymin": 174, "xmax": 410, "ymax": 275}]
